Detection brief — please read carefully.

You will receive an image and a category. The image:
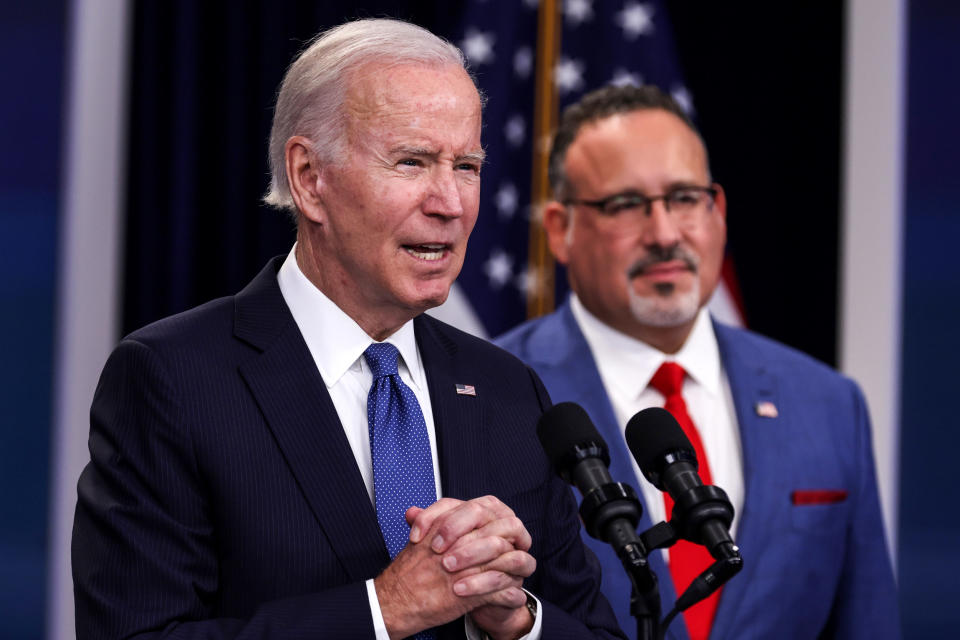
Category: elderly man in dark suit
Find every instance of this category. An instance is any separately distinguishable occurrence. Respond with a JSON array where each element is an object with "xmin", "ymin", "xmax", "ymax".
[{"xmin": 72, "ymin": 19, "xmax": 623, "ymax": 640}]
